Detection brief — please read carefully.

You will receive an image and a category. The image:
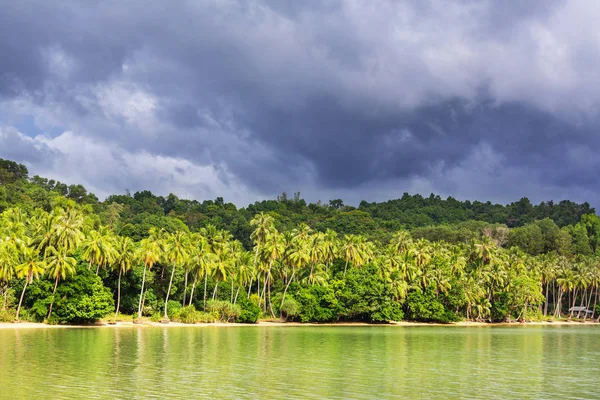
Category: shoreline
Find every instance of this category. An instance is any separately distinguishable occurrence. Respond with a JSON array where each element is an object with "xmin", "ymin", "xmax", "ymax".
[{"xmin": 1, "ymin": 320, "xmax": 598, "ymax": 329}]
